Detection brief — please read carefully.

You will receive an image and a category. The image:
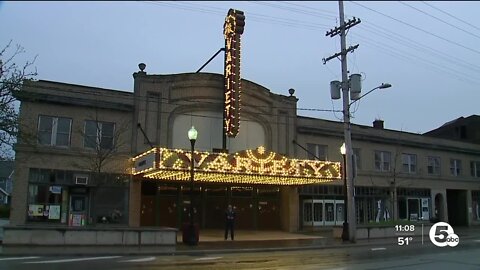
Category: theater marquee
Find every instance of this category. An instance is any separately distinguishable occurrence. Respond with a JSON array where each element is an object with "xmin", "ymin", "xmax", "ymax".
[
  {"xmin": 223, "ymin": 9, "xmax": 245, "ymax": 137},
  {"xmin": 132, "ymin": 146, "xmax": 341, "ymax": 186}
]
